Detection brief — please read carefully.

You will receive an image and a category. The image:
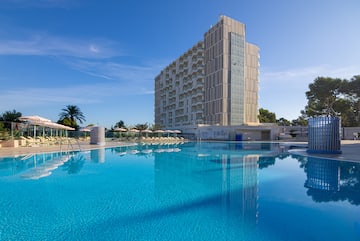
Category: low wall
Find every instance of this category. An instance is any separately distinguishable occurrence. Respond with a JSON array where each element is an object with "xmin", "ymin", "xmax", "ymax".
[
  {"xmin": 1, "ymin": 140, "xmax": 19, "ymax": 148},
  {"xmin": 342, "ymin": 127, "xmax": 360, "ymax": 140}
]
